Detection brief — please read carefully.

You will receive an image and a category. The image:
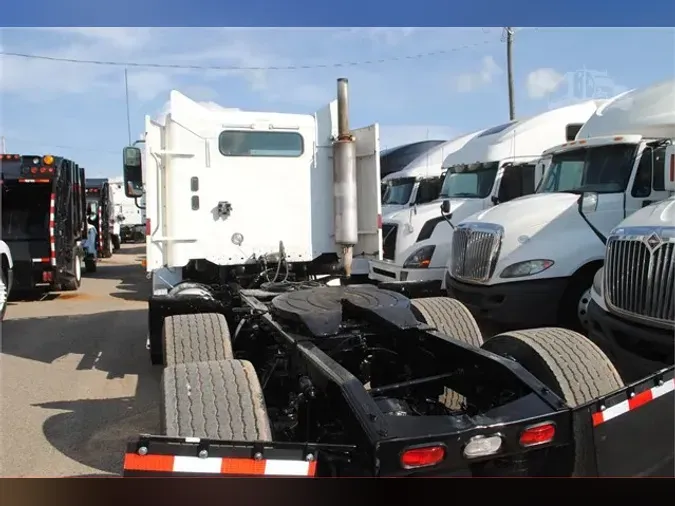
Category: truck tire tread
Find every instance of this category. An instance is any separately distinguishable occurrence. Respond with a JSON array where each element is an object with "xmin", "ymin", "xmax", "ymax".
[
  {"xmin": 161, "ymin": 359, "xmax": 273, "ymax": 441},
  {"xmin": 481, "ymin": 327, "xmax": 624, "ymax": 476},
  {"xmin": 411, "ymin": 297, "xmax": 483, "ymax": 410},
  {"xmin": 481, "ymin": 327, "xmax": 623, "ymax": 406},
  {"xmin": 164, "ymin": 313, "xmax": 234, "ymax": 366},
  {"xmin": 411, "ymin": 297, "xmax": 483, "ymax": 348}
]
